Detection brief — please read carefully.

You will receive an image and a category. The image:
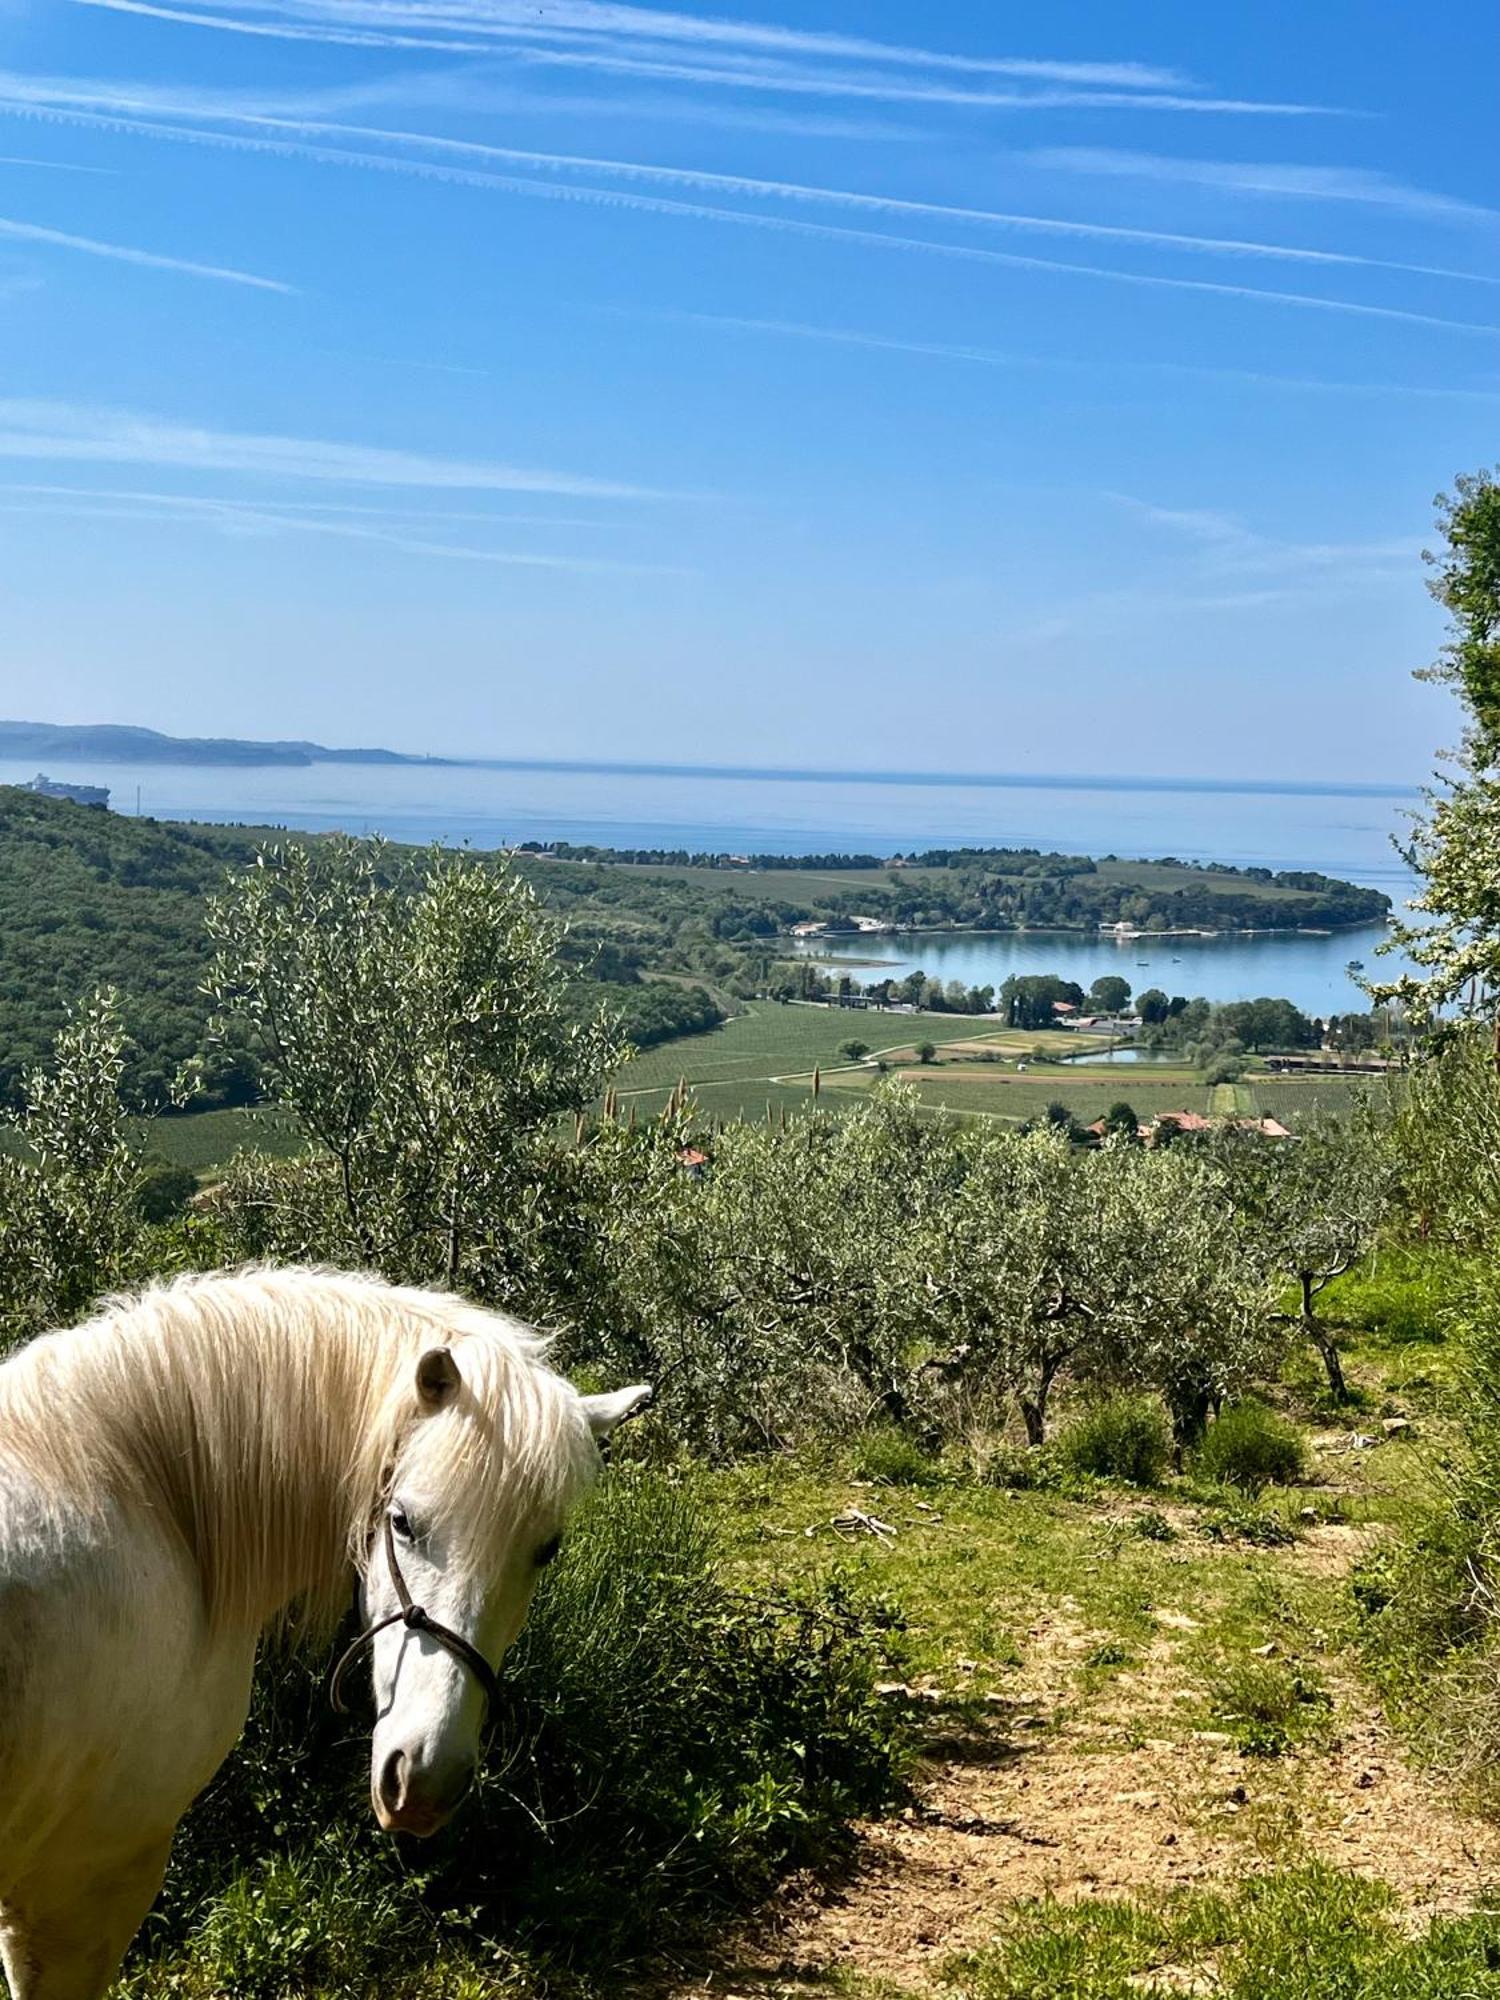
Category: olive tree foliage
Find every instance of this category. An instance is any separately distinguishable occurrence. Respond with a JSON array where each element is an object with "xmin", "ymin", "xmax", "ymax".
[
  {"xmin": 571, "ymin": 1088, "xmax": 963, "ymax": 1454},
  {"xmin": 916, "ymin": 1131, "xmax": 1280, "ymax": 1445},
  {"xmin": 1374, "ymin": 472, "xmax": 1500, "ymax": 1035},
  {"xmin": 1210, "ymin": 1109, "xmax": 1399, "ymax": 1403},
  {"xmin": 1394, "ymin": 1025, "xmax": 1500, "ymax": 1248},
  {"xmin": 198, "ymin": 840, "xmax": 621, "ymax": 1301},
  {"xmin": 1086, "ymin": 1140, "xmax": 1284, "ymax": 1444},
  {"xmin": 566, "ymin": 1088, "xmax": 1280, "ymax": 1455},
  {"xmin": 0, "ymin": 990, "xmax": 144, "ymax": 1347}
]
